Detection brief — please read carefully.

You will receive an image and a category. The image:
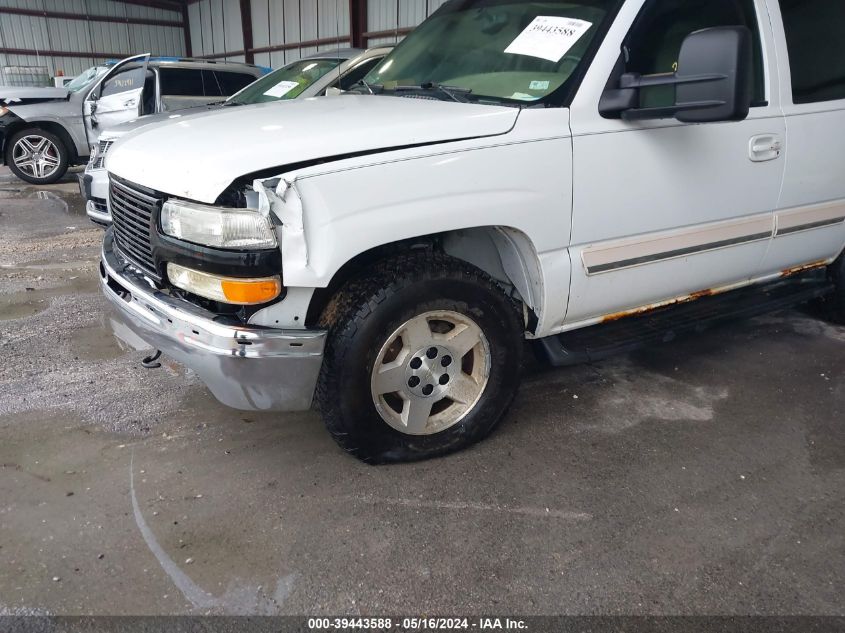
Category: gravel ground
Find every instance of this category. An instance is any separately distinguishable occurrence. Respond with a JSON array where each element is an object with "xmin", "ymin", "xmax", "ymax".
[
  {"xmin": 0, "ymin": 169, "xmax": 200, "ymax": 435},
  {"xmin": 0, "ymin": 166, "xmax": 843, "ymax": 617}
]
